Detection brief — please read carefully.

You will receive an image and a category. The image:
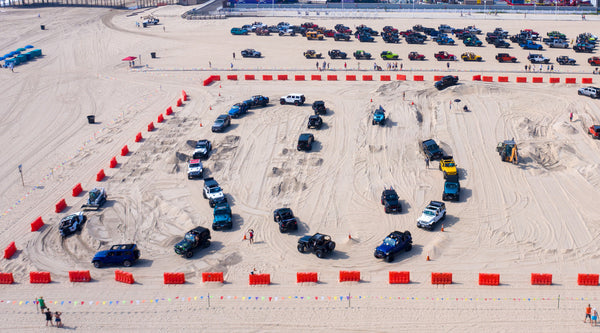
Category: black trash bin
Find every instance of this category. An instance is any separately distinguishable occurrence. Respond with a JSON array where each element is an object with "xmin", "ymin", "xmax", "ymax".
[
  {"xmin": 87, "ymin": 115, "xmax": 95, "ymax": 124},
  {"xmin": 150, "ymin": 52, "xmax": 156, "ymax": 59},
  {"xmin": 40, "ymin": 25, "xmax": 45, "ymax": 30}
]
